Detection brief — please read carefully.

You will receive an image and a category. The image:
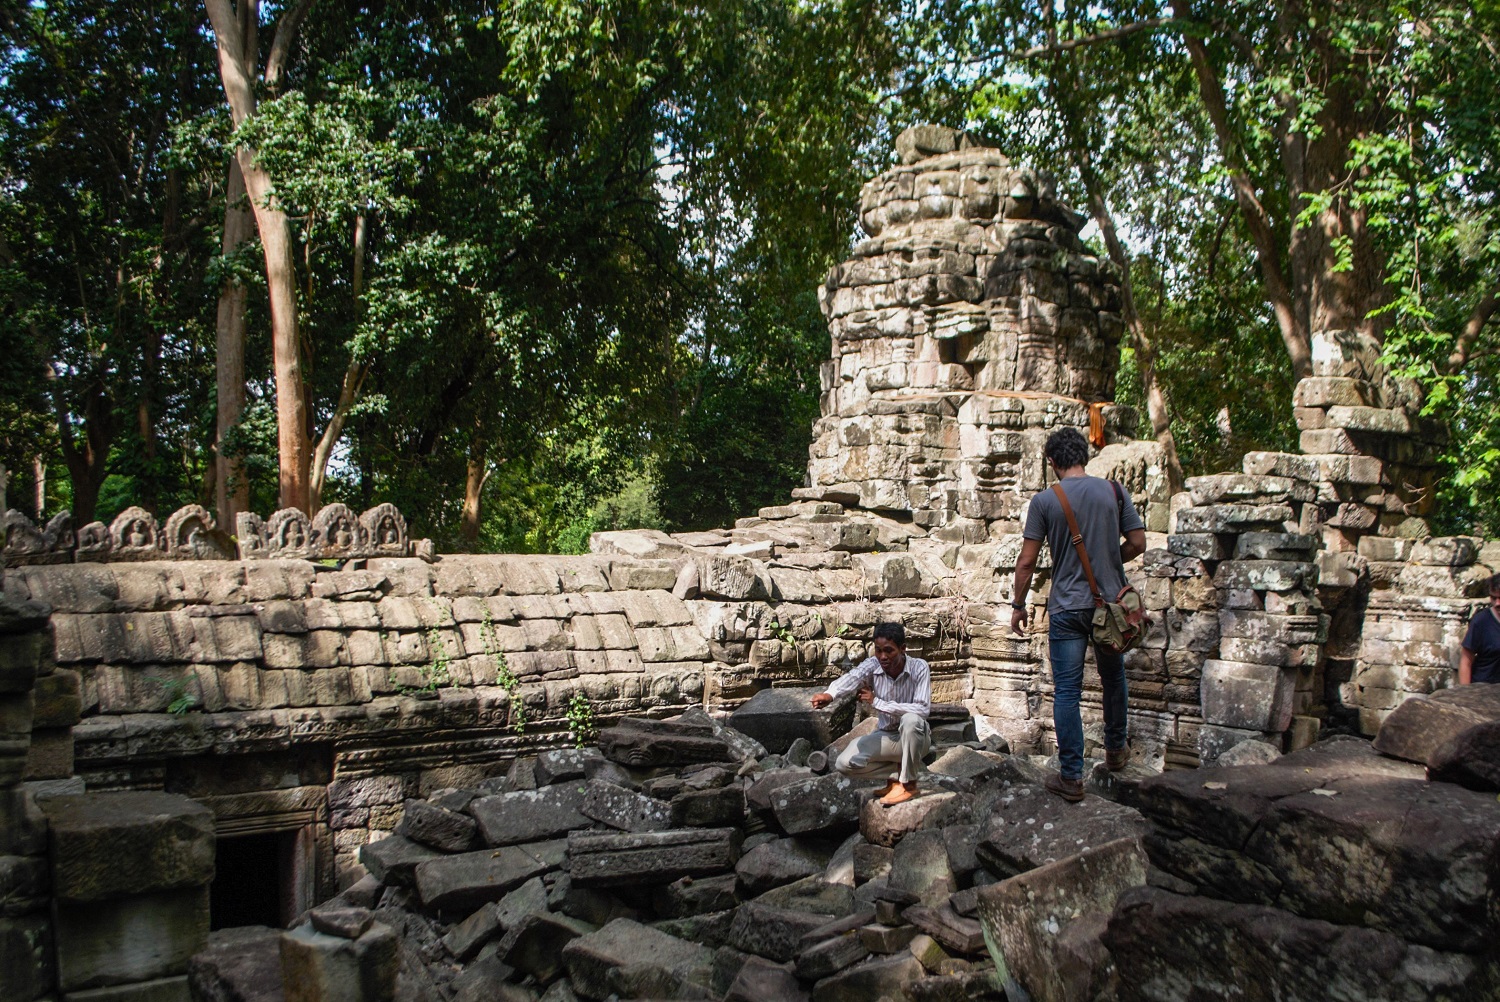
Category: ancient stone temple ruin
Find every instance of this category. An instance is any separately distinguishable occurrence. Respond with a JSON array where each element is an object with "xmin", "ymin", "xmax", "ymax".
[{"xmin": 2, "ymin": 125, "xmax": 1497, "ymax": 1002}]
